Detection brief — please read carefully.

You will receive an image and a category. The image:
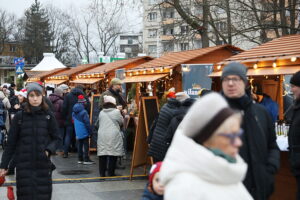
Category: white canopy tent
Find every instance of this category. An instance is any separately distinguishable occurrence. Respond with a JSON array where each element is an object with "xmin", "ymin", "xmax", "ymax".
[{"xmin": 31, "ymin": 53, "xmax": 66, "ymax": 71}]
